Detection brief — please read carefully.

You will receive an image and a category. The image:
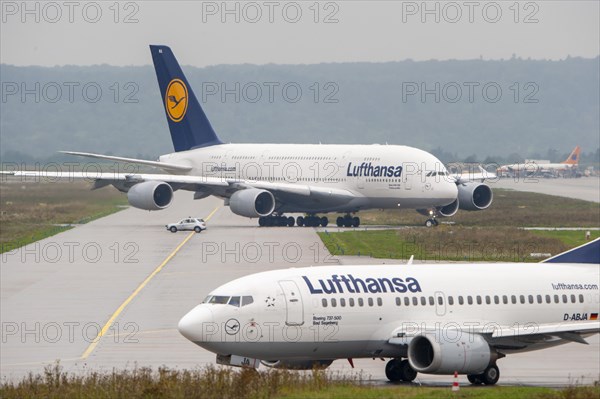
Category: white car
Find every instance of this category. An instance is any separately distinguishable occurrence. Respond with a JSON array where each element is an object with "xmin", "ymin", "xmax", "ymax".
[{"xmin": 166, "ymin": 217, "xmax": 207, "ymax": 233}]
